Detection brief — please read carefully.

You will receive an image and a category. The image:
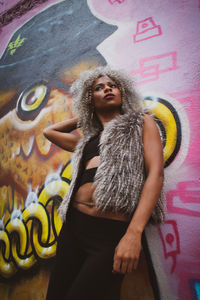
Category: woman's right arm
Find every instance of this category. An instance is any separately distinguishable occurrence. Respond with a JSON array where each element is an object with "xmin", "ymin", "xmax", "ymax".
[{"xmin": 43, "ymin": 117, "xmax": 80, "ymax": 152}]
